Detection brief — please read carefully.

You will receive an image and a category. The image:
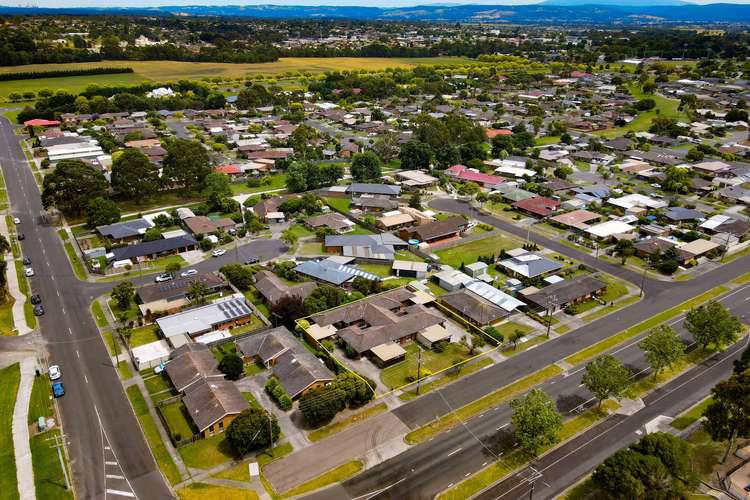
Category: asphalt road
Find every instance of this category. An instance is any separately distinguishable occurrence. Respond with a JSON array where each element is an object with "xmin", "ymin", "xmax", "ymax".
[
  {"xmin": 309, "ymin": 281, "xmax": 750, "ymax": 500},
  {"xmin": 0, "ymin": 118, "xmax": 173, "ymax": 499}
]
